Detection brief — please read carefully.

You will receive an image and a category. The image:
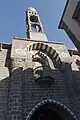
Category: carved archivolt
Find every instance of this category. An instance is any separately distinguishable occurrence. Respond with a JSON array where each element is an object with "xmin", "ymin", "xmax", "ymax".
[
  {"xmin": 28, "ymin": 42, "xmax": 61, "ymax": 68},
  {"xmin": 26, "ymin": 42, "xmax": 61, "ymax": 86},
  {"xmin": 32, "ymin": 51, "xmax": 49, "ymax": 66},
  {"xmin": 30, "ymin": 50, "xmax": 54, "ymax": 86}
]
